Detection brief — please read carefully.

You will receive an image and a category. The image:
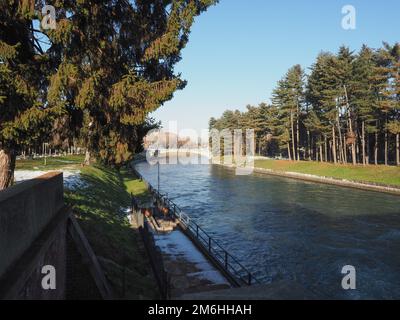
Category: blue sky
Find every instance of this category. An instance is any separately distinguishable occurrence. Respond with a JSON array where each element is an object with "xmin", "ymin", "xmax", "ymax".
[{"xmin": 153, "ymin": 0, "xmax": 400, "ymax": 132}]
